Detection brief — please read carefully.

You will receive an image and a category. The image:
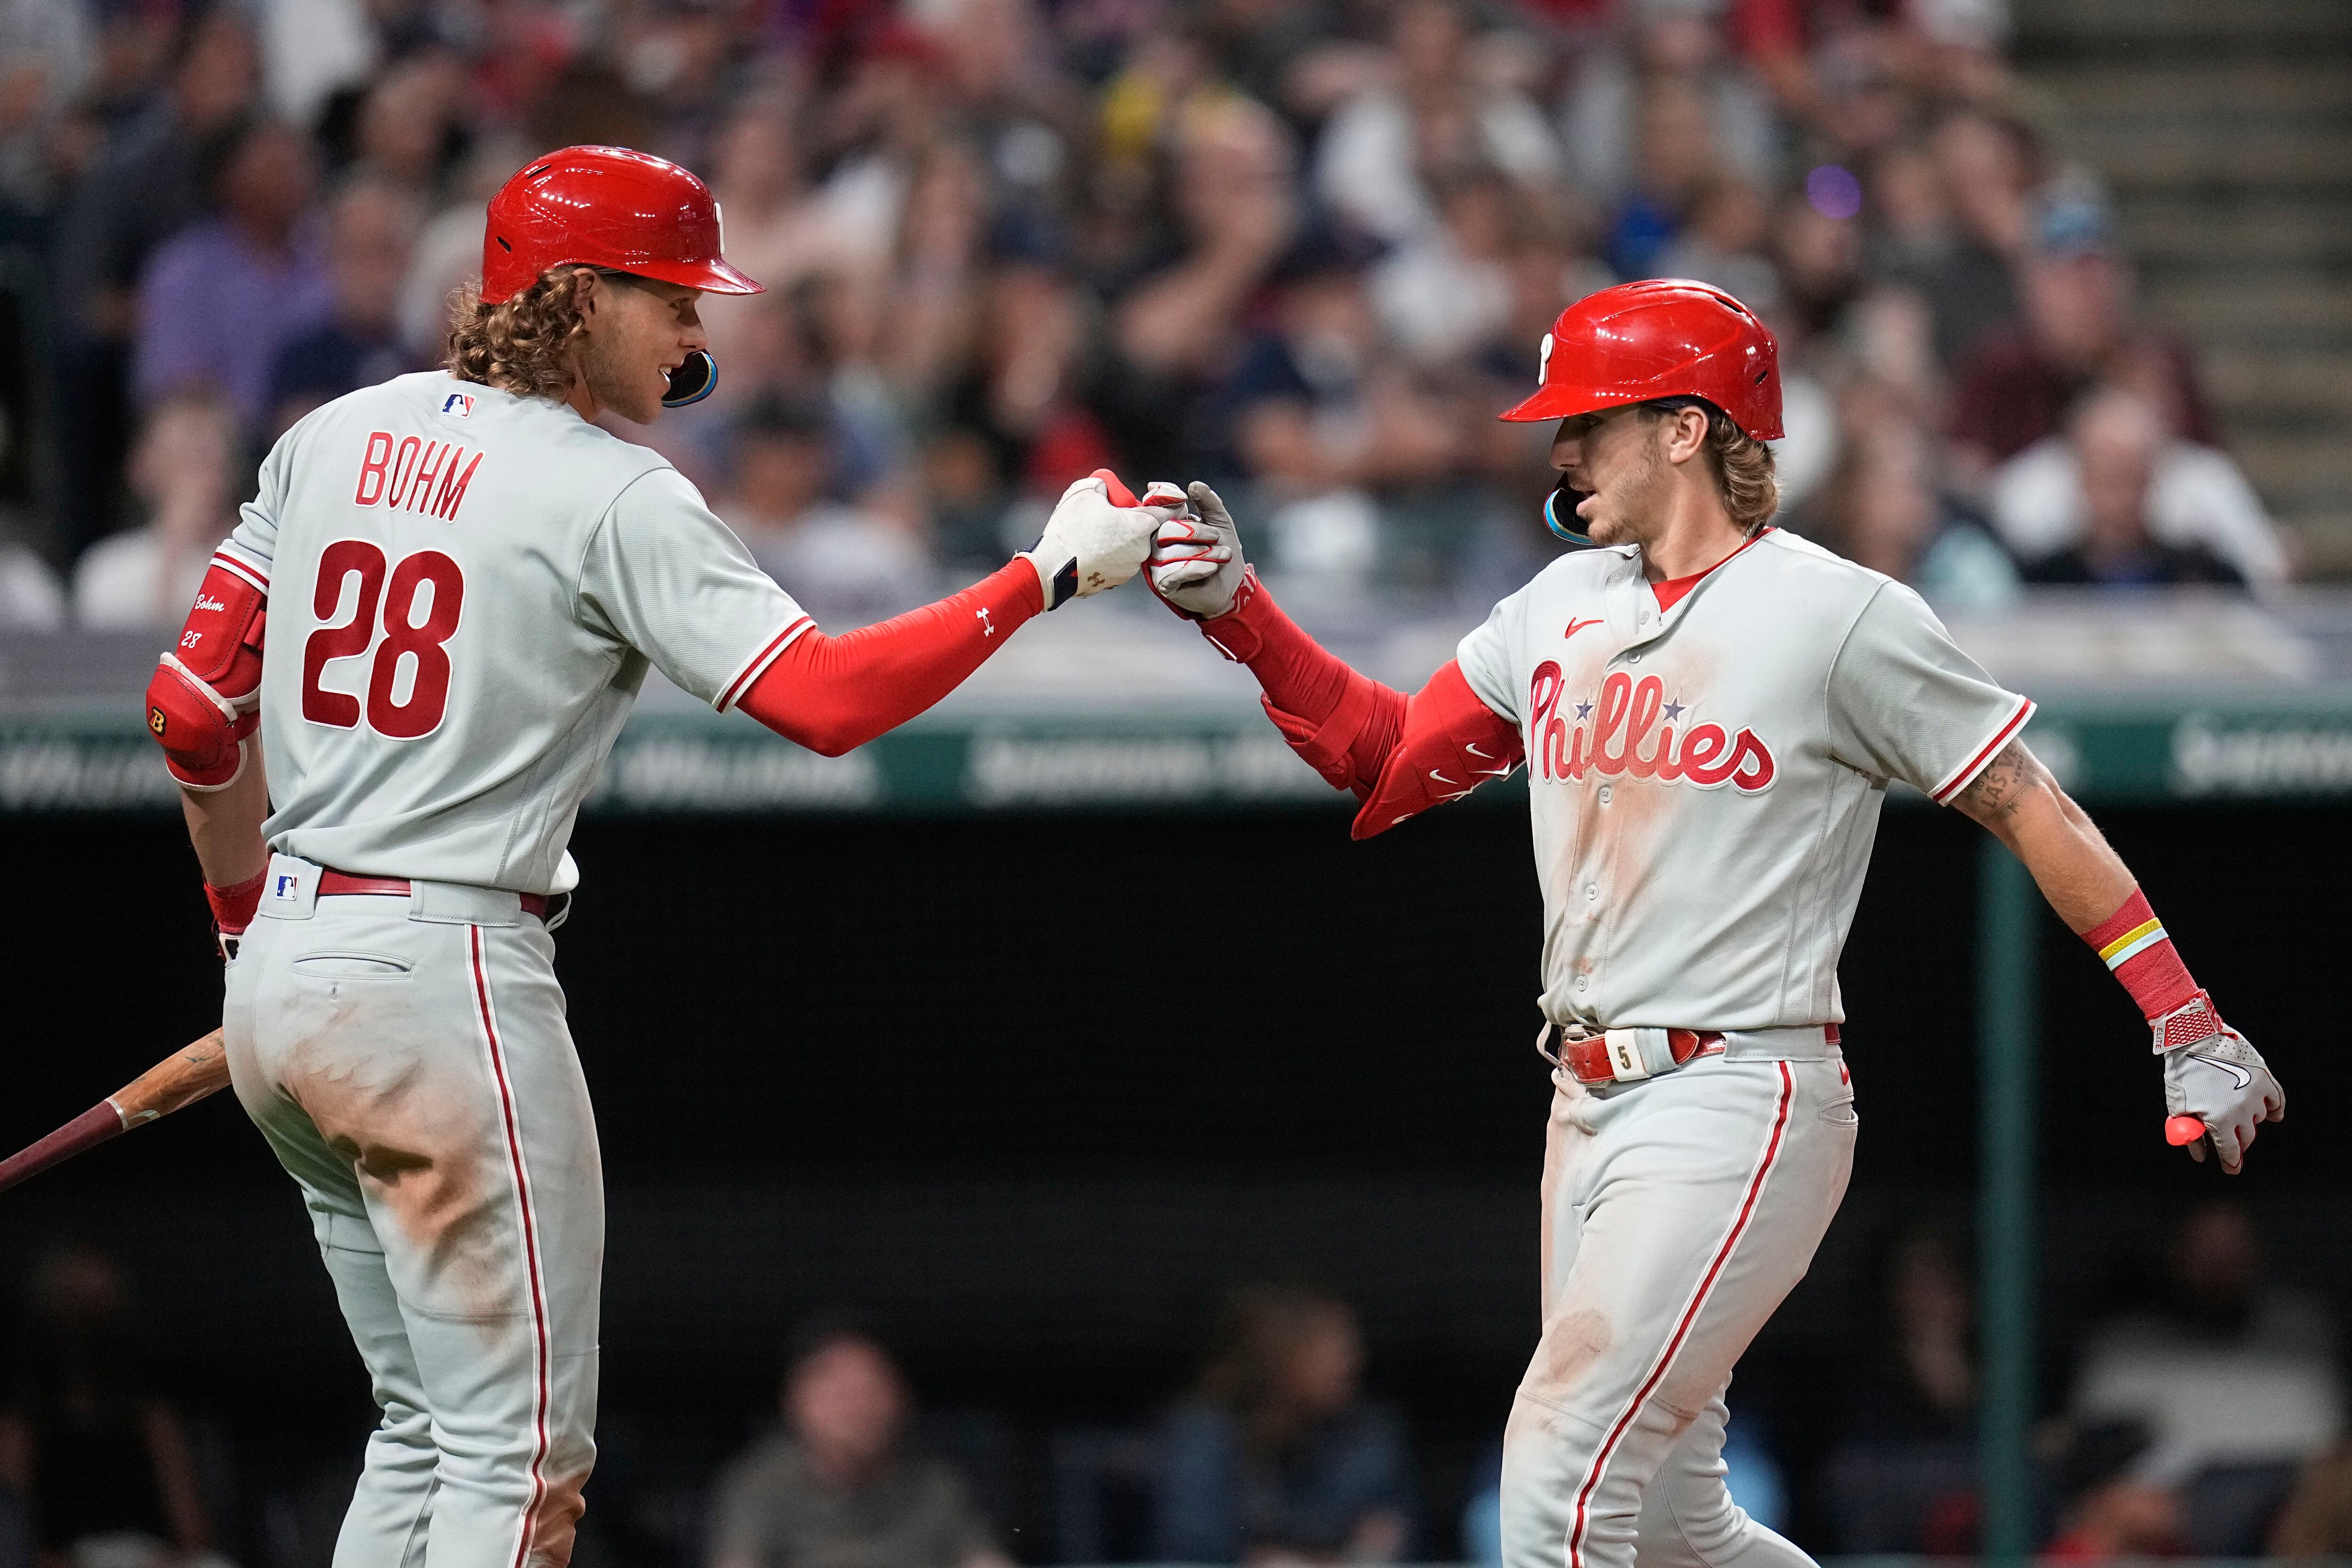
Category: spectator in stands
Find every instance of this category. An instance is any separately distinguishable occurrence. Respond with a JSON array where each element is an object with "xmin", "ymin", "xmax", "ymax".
[
  {"xmin": 2070, "ymin": 1202, "xmax": 2341, "ymax": 1552},
  {"xmin": 52, "ymin": 7, "xmax": 258, "ymax": 341},
  {"xmin": 1769, "ymin": 191, "xmax": 1864, "ymax": 349},
  {"xmin": 49, "ymin": 5, "xmax": 258, "ymax": 553},
  {"xmin": 938, "ymin": 253, "xmax": 1120, "ymax": 528},
  {"xmin": 132, "ymin": 114, "xmax": 332, "ymax": 432},
  {"xmin": 1115, "ymin": 93, "xmax": 1298, "ymax": 389},
  {"xmin": 707, "ymin": 1318, "xmax": 1010, "ymax": 1568},
  {"xmin": 718, "ymin": 392, "xmax": 935, "ymax": 625},
  {"xmin": 0, "ymin": 1245, "xmax": 215, "ymax": 1566},
  {"xmin": 1557, "ymin": 0, "xmax": 1777, "ymax": 215},
  {"xmin": 0, "ymin": 0, "xmax": 92, "ymax": 218},
  {"xmin": 394, "ymin": 135, "xmax": 528, "ymax": 366},
  {"xmin": 267, "ymin": 179, "xmax": 422, "ymax": 434},
  {"xmin": 1654, "ymin": 174, "xmax": 1780, "ymax": 318},
  {"xmin": 699, "ymin": 99, "xmax": 859, "ymax": 378},
  {"xmin": 344, "ymin": 50, "xmax": 467, "ymax": 204},
  {"xmin": 1371, "ymin": 165, "xmax": 1515, "ymax": 366},
  {"xmin": 1600, "ymin": 73, "xmax": 1722, "ymax": 279},
  {"xmin": 1861, "ymin": 121, "xmax": 2024, "ymax": 374},
  {"xmin": 1947, "ymin": 192, "xmax": 2217, "ymax": 483},
  {"xmin": 1219, "ymin": 231, "xmax": 1466, "ymax": 586},
  {"xmin": 2042, "ymin": 1419, "xmax": 2185, "ymax": 1561},
  {"xmin": 73, "ymin": 389, "xmax": 239, "ymax": 630},
  {"xmin": 2017, "ymin": 390, "xmax": 2246, "ymax": 588},
  {"xmin": 1990, "ymin": 365, "xmax": 2289, "ymax": 585},
  {"xmin": 1150, "ymin": 1284, "xmax": 1415, "ymax": 1563},
  {"xmin": 1314, "ymin": 0, "xmax": 1562, "ymax": 247},
  {"xmin": 1801, "ymin": 416, "xmax": 2018, "ymax": 613},
  {"xmin": 1821, "ymin": 1226, "xmax": 1982, "ymax": 1553}
]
